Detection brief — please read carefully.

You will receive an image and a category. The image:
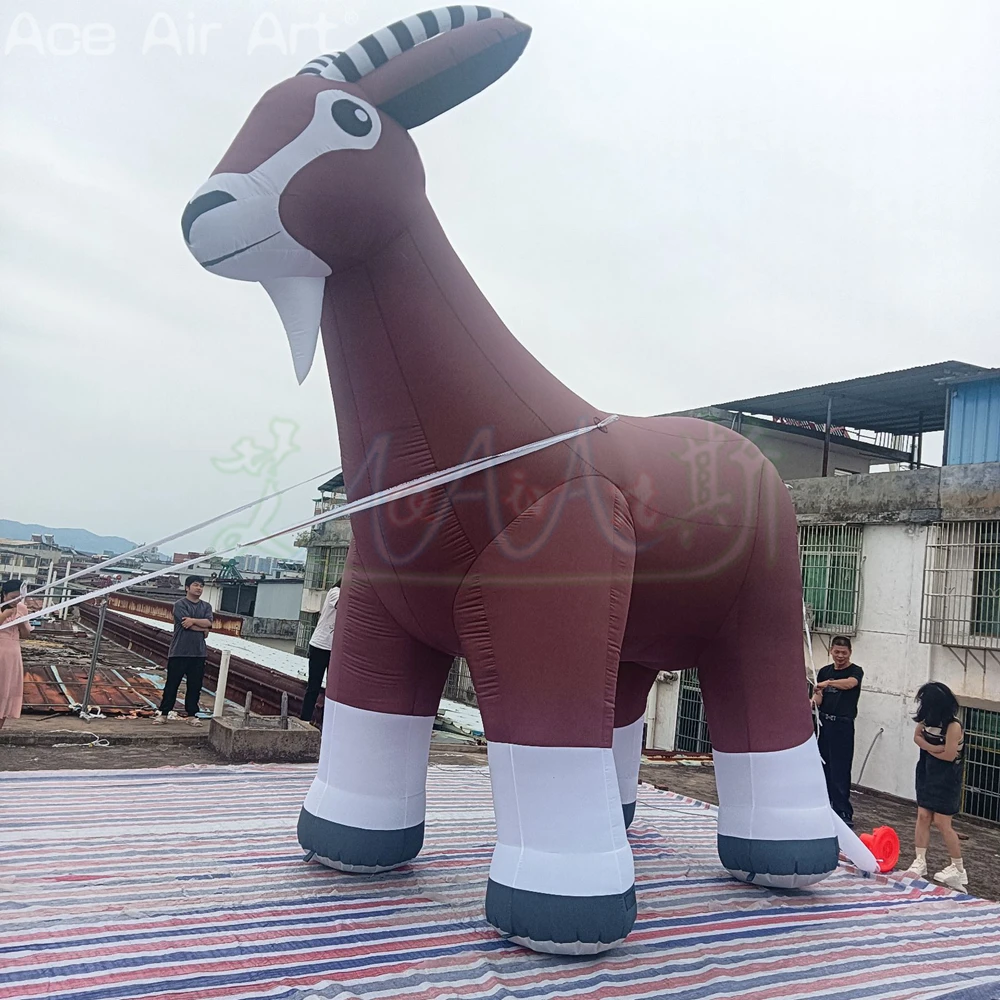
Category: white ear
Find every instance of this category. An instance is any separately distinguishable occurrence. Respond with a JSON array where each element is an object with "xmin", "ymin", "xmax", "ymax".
[{"xmin": 261, "ymin": 277, "xmax": 325, "ymax": 384}]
